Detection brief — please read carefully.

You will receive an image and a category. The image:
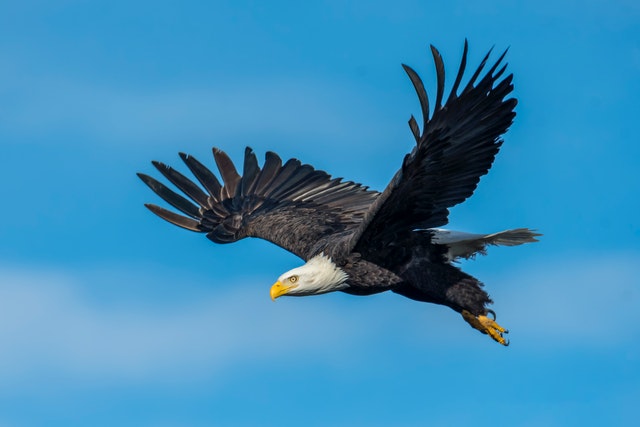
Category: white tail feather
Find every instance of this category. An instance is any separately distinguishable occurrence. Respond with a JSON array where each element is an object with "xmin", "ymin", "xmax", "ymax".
[{"xmin": 431, "ymin": 228, "xmax": 541, "ymax": 262}]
